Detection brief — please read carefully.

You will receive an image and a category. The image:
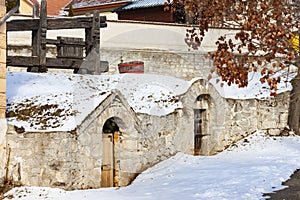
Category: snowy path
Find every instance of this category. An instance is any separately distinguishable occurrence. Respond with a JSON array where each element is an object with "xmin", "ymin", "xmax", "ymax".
[{"xmin": 4, "ymin": 132, "xmax": 300, "ymax": 200}]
